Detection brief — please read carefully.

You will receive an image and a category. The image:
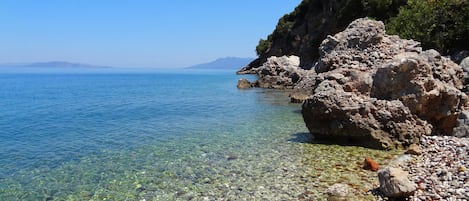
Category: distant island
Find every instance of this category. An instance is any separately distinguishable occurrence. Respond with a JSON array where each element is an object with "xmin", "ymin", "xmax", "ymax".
[
  {"xmin": 0, "ymin": 61, "xmax": 111, "ymax": 68},
  {"xmin": 186, "ymin": 57, "xmax": 253, "ymax": 70}
]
